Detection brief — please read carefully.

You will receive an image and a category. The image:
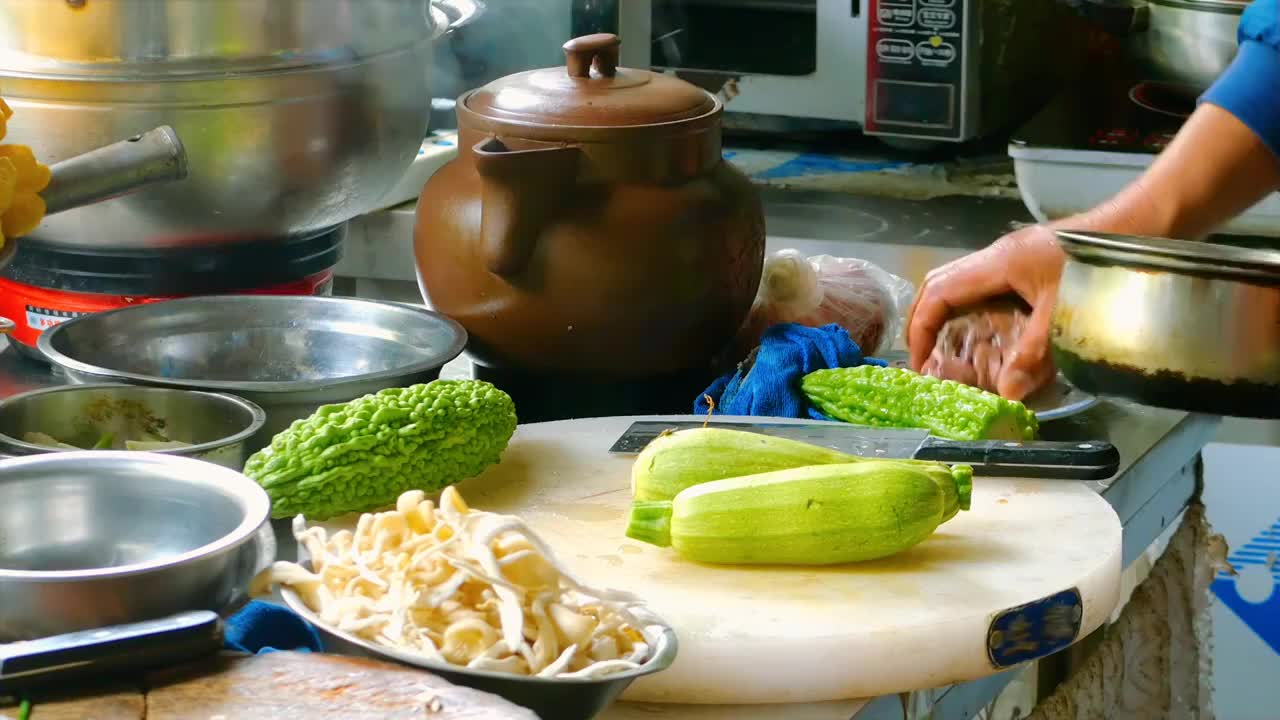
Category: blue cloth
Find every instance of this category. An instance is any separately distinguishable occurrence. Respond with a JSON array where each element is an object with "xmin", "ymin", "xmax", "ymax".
[
  {"xmin": 223, "ymin": 600, "xmax": 324, "ymax": 655},
  {"xmin": 1200, "ymin": 0, "xmax": 1280, "ymax": 159},
  {"xmin": 694, "ymin": 323, "xmax": 884, "ymax": 420}
]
